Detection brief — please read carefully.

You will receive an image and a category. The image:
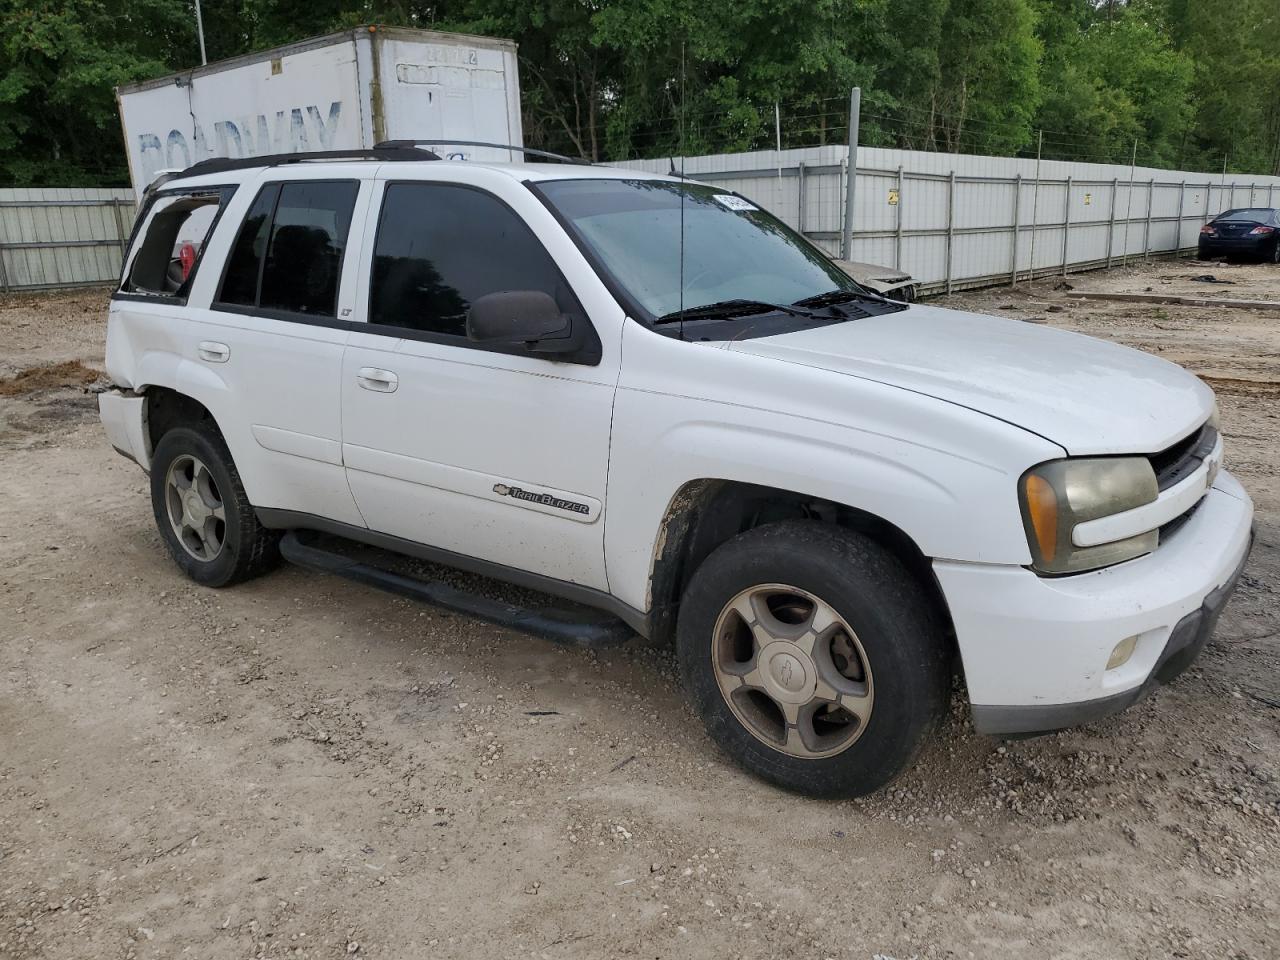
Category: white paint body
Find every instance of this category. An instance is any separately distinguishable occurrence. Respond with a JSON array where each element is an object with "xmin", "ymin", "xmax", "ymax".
[
  {"xmin": 115, "ymin": 27, "xmax": 522, "ymax": 199},
  {"xmin": 100, "ymin": 159, "xmax": 1254, "ymax": 731}
]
